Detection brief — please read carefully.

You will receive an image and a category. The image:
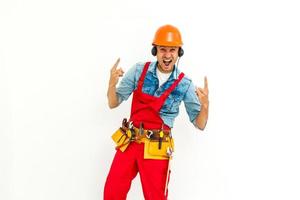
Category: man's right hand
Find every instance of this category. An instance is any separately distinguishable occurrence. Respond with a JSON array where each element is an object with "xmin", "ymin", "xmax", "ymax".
[{"xmin": 109, "ymin": 58, "xmax": 124, "ymax": 87}]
